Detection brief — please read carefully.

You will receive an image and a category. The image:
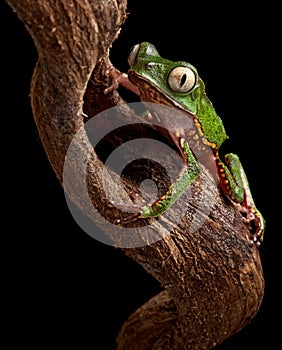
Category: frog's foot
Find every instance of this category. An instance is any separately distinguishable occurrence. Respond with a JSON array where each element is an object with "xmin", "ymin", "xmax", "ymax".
[
  {"xmin": 239, "ymin": 205, "xmax": 265, "ymax": 247},
  {"xmin": 104, "ymin": 64, "xmax": 140, "ymax": 95},
  {"xmin": 111, "ymin": 200, "xmax": 143, "ymax": 225},
  {"xmin": 114, "ymin": 211, "xmax": 143, "ymax": 225}
]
